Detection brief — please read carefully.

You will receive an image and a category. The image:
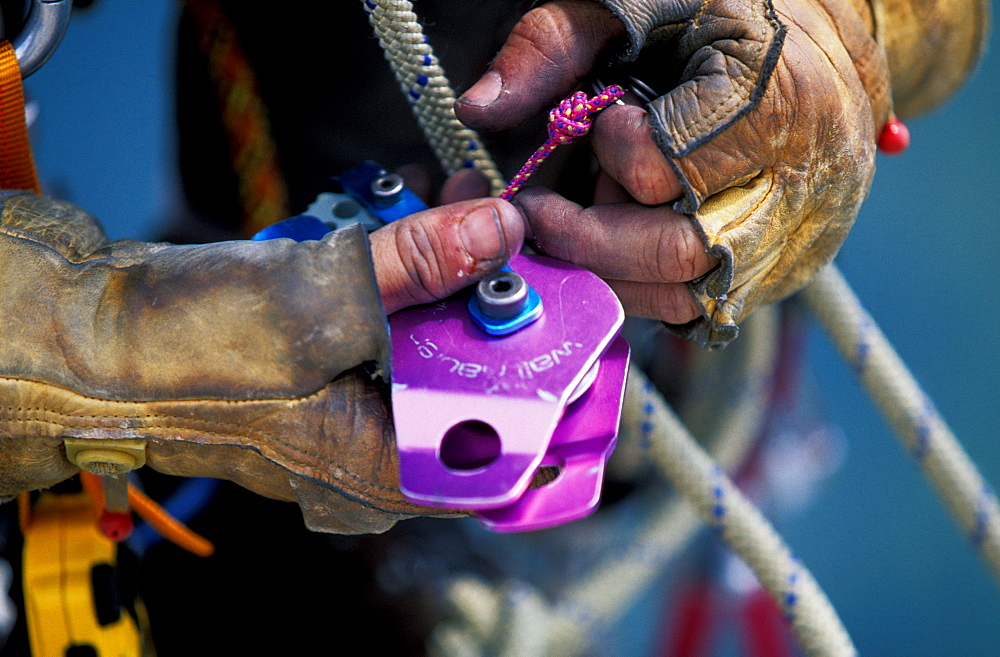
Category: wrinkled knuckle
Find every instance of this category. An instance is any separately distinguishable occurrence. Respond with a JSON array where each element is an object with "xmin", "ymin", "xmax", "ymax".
[
  {"xmin": 519, "ymin": 5, "xmax": 557, "ymax": 35},
  {"xmin": 674, "ymin": 224, "xmax": 708, "ymax": 281},
  {"xmin": 648, "ymin": 220, "xmax": 703, "ymax": 283},
  {"xmin": 514, "ymin": 6, "xmax": 578, "ymax": 74},
  {"xmin": 400, "ymin": 220, "xmax": 450, "ymax": 302},
  {"xmin": 657, "ymin": 286, "xmax": 700, "ymax": 325}
]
